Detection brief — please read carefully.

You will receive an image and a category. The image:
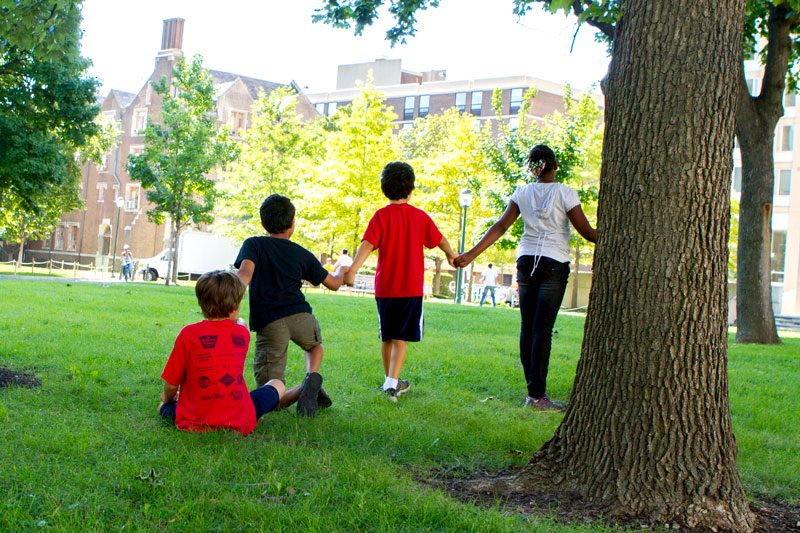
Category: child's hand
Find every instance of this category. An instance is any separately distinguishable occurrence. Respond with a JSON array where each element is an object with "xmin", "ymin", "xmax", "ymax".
[
  {"xmin": 446, "ymin": 253, "xmax": 458, "ymax": 269},
  {"xmin": 454, "ymin": 252, "xmax": 474, "ymax": 268},
  {"xmin": 343, "ymin": 267, "xmax": 356, "ymax": 286}
]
